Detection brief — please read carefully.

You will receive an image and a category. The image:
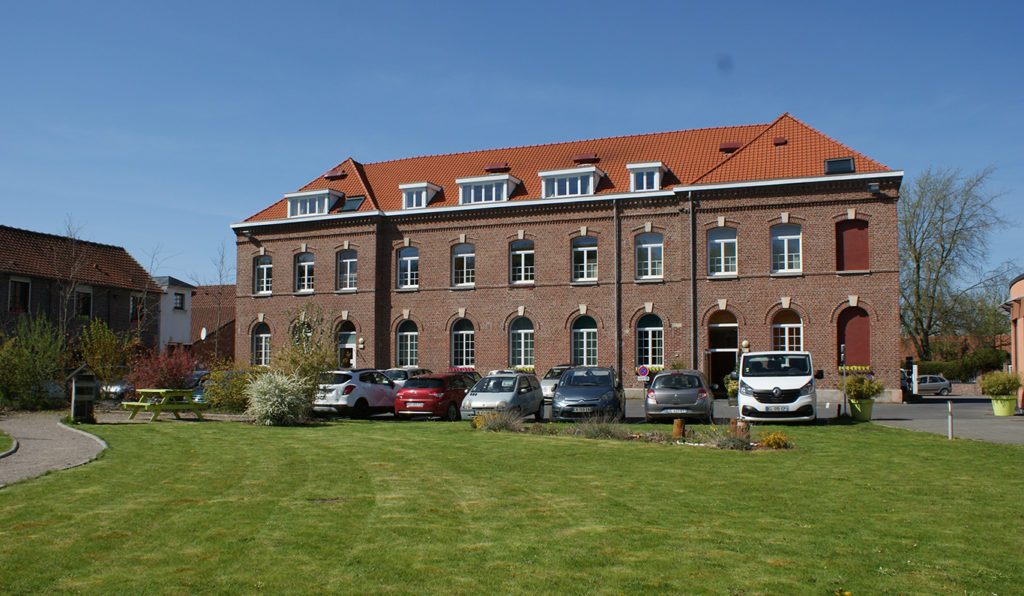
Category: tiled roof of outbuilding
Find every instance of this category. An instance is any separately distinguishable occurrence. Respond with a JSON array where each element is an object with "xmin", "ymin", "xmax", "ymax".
[
  {"xmin": 190, "ymin": 284, "xmax": 235, "ymax": 342},
  {"xmin": 0, "ymin": 225, "xmax": 160, "ymax": 292},
  {"xmin": 243, "ymin": 113, "xmax": 893, "ymax": 222}
]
